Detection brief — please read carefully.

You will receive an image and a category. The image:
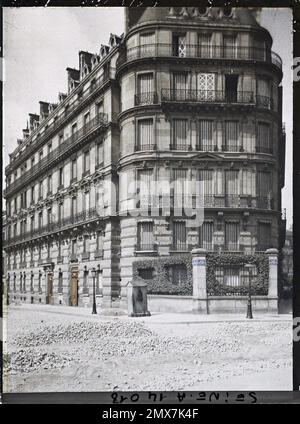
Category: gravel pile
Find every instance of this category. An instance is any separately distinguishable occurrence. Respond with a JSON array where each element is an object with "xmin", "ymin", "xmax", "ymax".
[
  {"xmin": 14, "ymin": 320, "xmax": 154, "ymax": 348},
  {"xmin": 6, "ymin": 349, "xmax": 72, "ymax": 373}
]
